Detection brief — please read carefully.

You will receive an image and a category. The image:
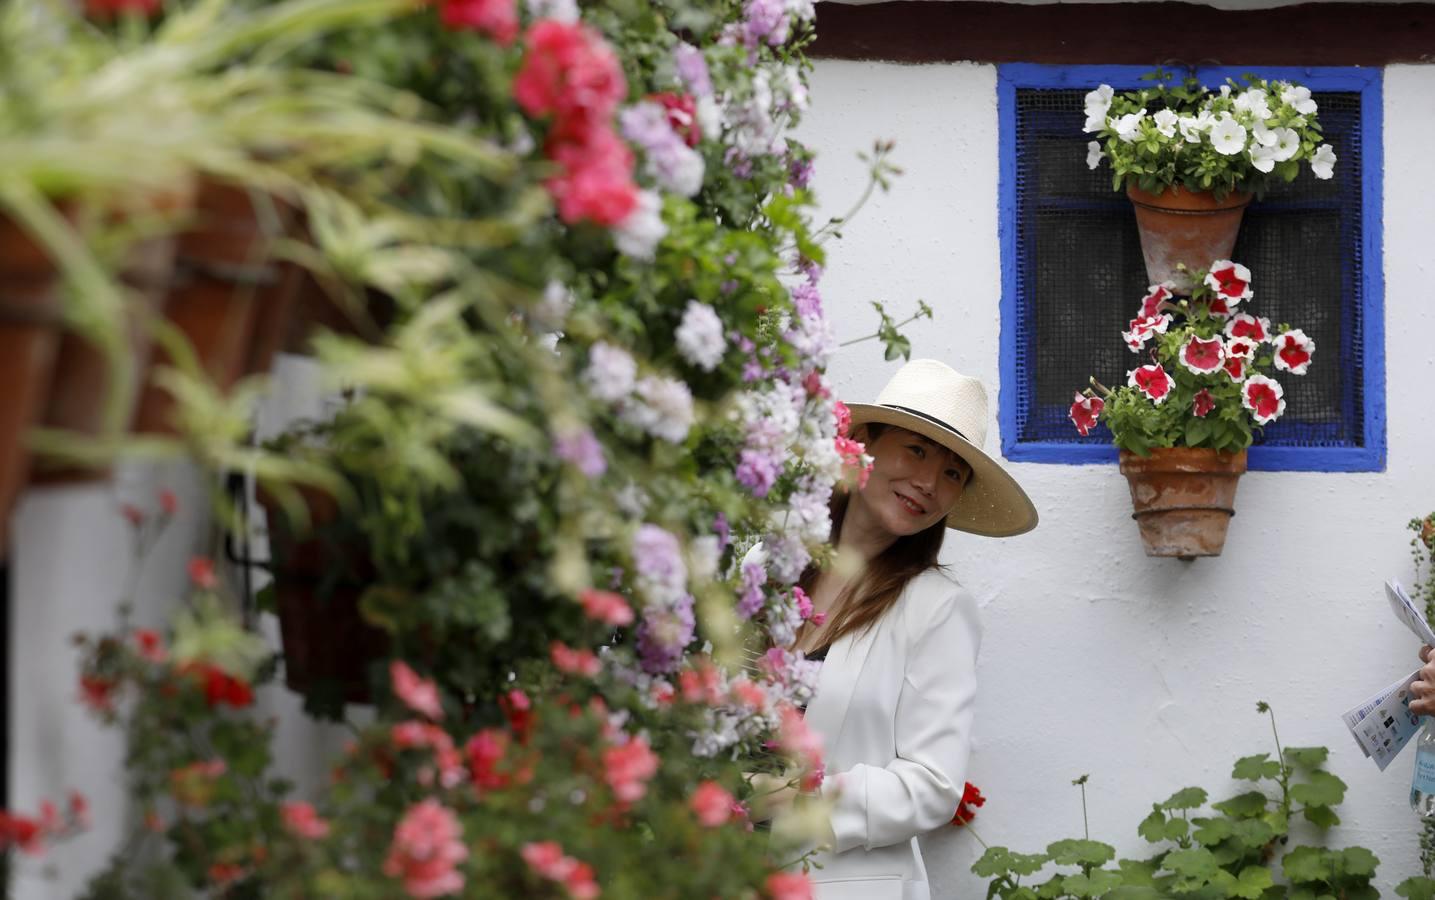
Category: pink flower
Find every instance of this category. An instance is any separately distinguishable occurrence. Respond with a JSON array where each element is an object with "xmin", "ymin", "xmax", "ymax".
[
  {"xmin": 579, "ymin": 588, "xmax": 634, "ymax": 626},
  {"xmin": 159, "ymin": 488, "xmax": 178, "ymax": 515},
  {"xmin": 134, "ymin": 629, "xmax": 166, "ymax": 663},
  {"xmin": 79, "ymin": 675, "xmax": 117, "ymax": 714},
  {"xmin": 1179, "ymin": 335, "xmax": 1225, "ymax": 375},
  {"xmin": 391, "ymin": 660, "xmax": 444, "ymax": 721},
  {"xmin": 778, "ymin": 704, "xmax": 824, "ymax": 772},
  {"xmin": 834, "ymin": 435, "xmax": 871, "ymax": 488},
  {"xmin": 392, "ymin": 722, "xmax": 464, "ymax": 789},
  {"xmin": 1225, "ymin": 313, "xmax": 1270, "ymax": 343},
  {"xmin": 1272, "ymin": 328, "xmax": 1315, "ymax": 375},
  {"xmin": 440, "ymin": 0, "xmax": 518, "ymax": 44},
  {"xmin": 551, "ymin": 641, "xmax": 602, "ymax": 677},
  {"xmin": 0, "ymin": 813, "xmax": 45, "ymax": 856},
  {"xmin": 793, "ymin": 586, "xmax": 814, "ymax": 620},
  {"xmin": 1069, "ymin": 393, "xmax": 1104, "ymax": 436},
  {"xmin": 502, "ymin": 689, "xmax": 533, "ymax": 739},
  {"xmin": 679, "ymin": 663, "xmax": 724, "ymax": 705},
  {"xmin": 729, "ymin": 677, "xmax": 767, "ymax": 710},
  {"xmin": 833, "ymin": 400, "xmax": 852, "ymax": 437},
  {"xmin": 1138, "ymin": 282, "xmax": 1176, "ymax": 318},
  {"xmin": 1192, "ymin": 389, "xmax": 1215, "ymax": 418},
  {"xmin": 602, "ymin": 737, "xmax": 660, "ymax": 804},
  {"xmin": 67, "ymin": 791, "xmax": 91, "ymax": 830},
  {"xmin": 1222, "ymin": 356, "xmax": 1246, "ymax": 383},
  {"xmin": 1242, "ymin": 374, "xmax": 1286, "ymax": 425},
  {"xmin": 187, "ymin": 557, "xmax": 217, "ymax": 590},
  {"xmin": 565, "ymin": 861, "xmax": 601, "ymax": 899},
  {"xmin": 766, "ymin": 871, "xmax": 814, "ymax": 900},
  {"xmin": 690, "ymin": 780, "xmax": 735, "ymax": 827},
  {"xmin": 83, "ymin": 0, "xmax": 161, "ymax": 17},
  {"xmin": 514, "ymin": 21, "xmax": 627, "ymax": 124},
  {"xmin": 1122, "ymin": 313, "xmax": 1171, "ymax": 352},
  {"xmin": 282, "ymin": 801, "xmax": 331, "ymax": 840},
  {"xmin": 1127, "ymin": 364, "xmax": 1173, "ymax": 405},
  {"xmin": 465, "ymin": 728, "xmax": 511, "ymax": 790},
  {"xmin": 1225, "ymin": 336, "xmax": 1258, "ymax": 360},
  {"xmin": 121, "ymin": 504, "xmax": 144, "ymax": 527},
  {"xmin": 522, "ymin": 841, "xmax": 577, "ymax": 880},
  {"xmin": 545, "ymin": 128, "xmax": 639, "ymax": 226},
  {"xmin": 1204, "ymin": 260, "xmax": 1253, "ymax": 304},
  {"xmin": 647, "ymin": 91, "xmax": 702, "ymax": 147},
  {"xmin": 382, "ymin": 800, "xmax": 468, "ymax": 899}
]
